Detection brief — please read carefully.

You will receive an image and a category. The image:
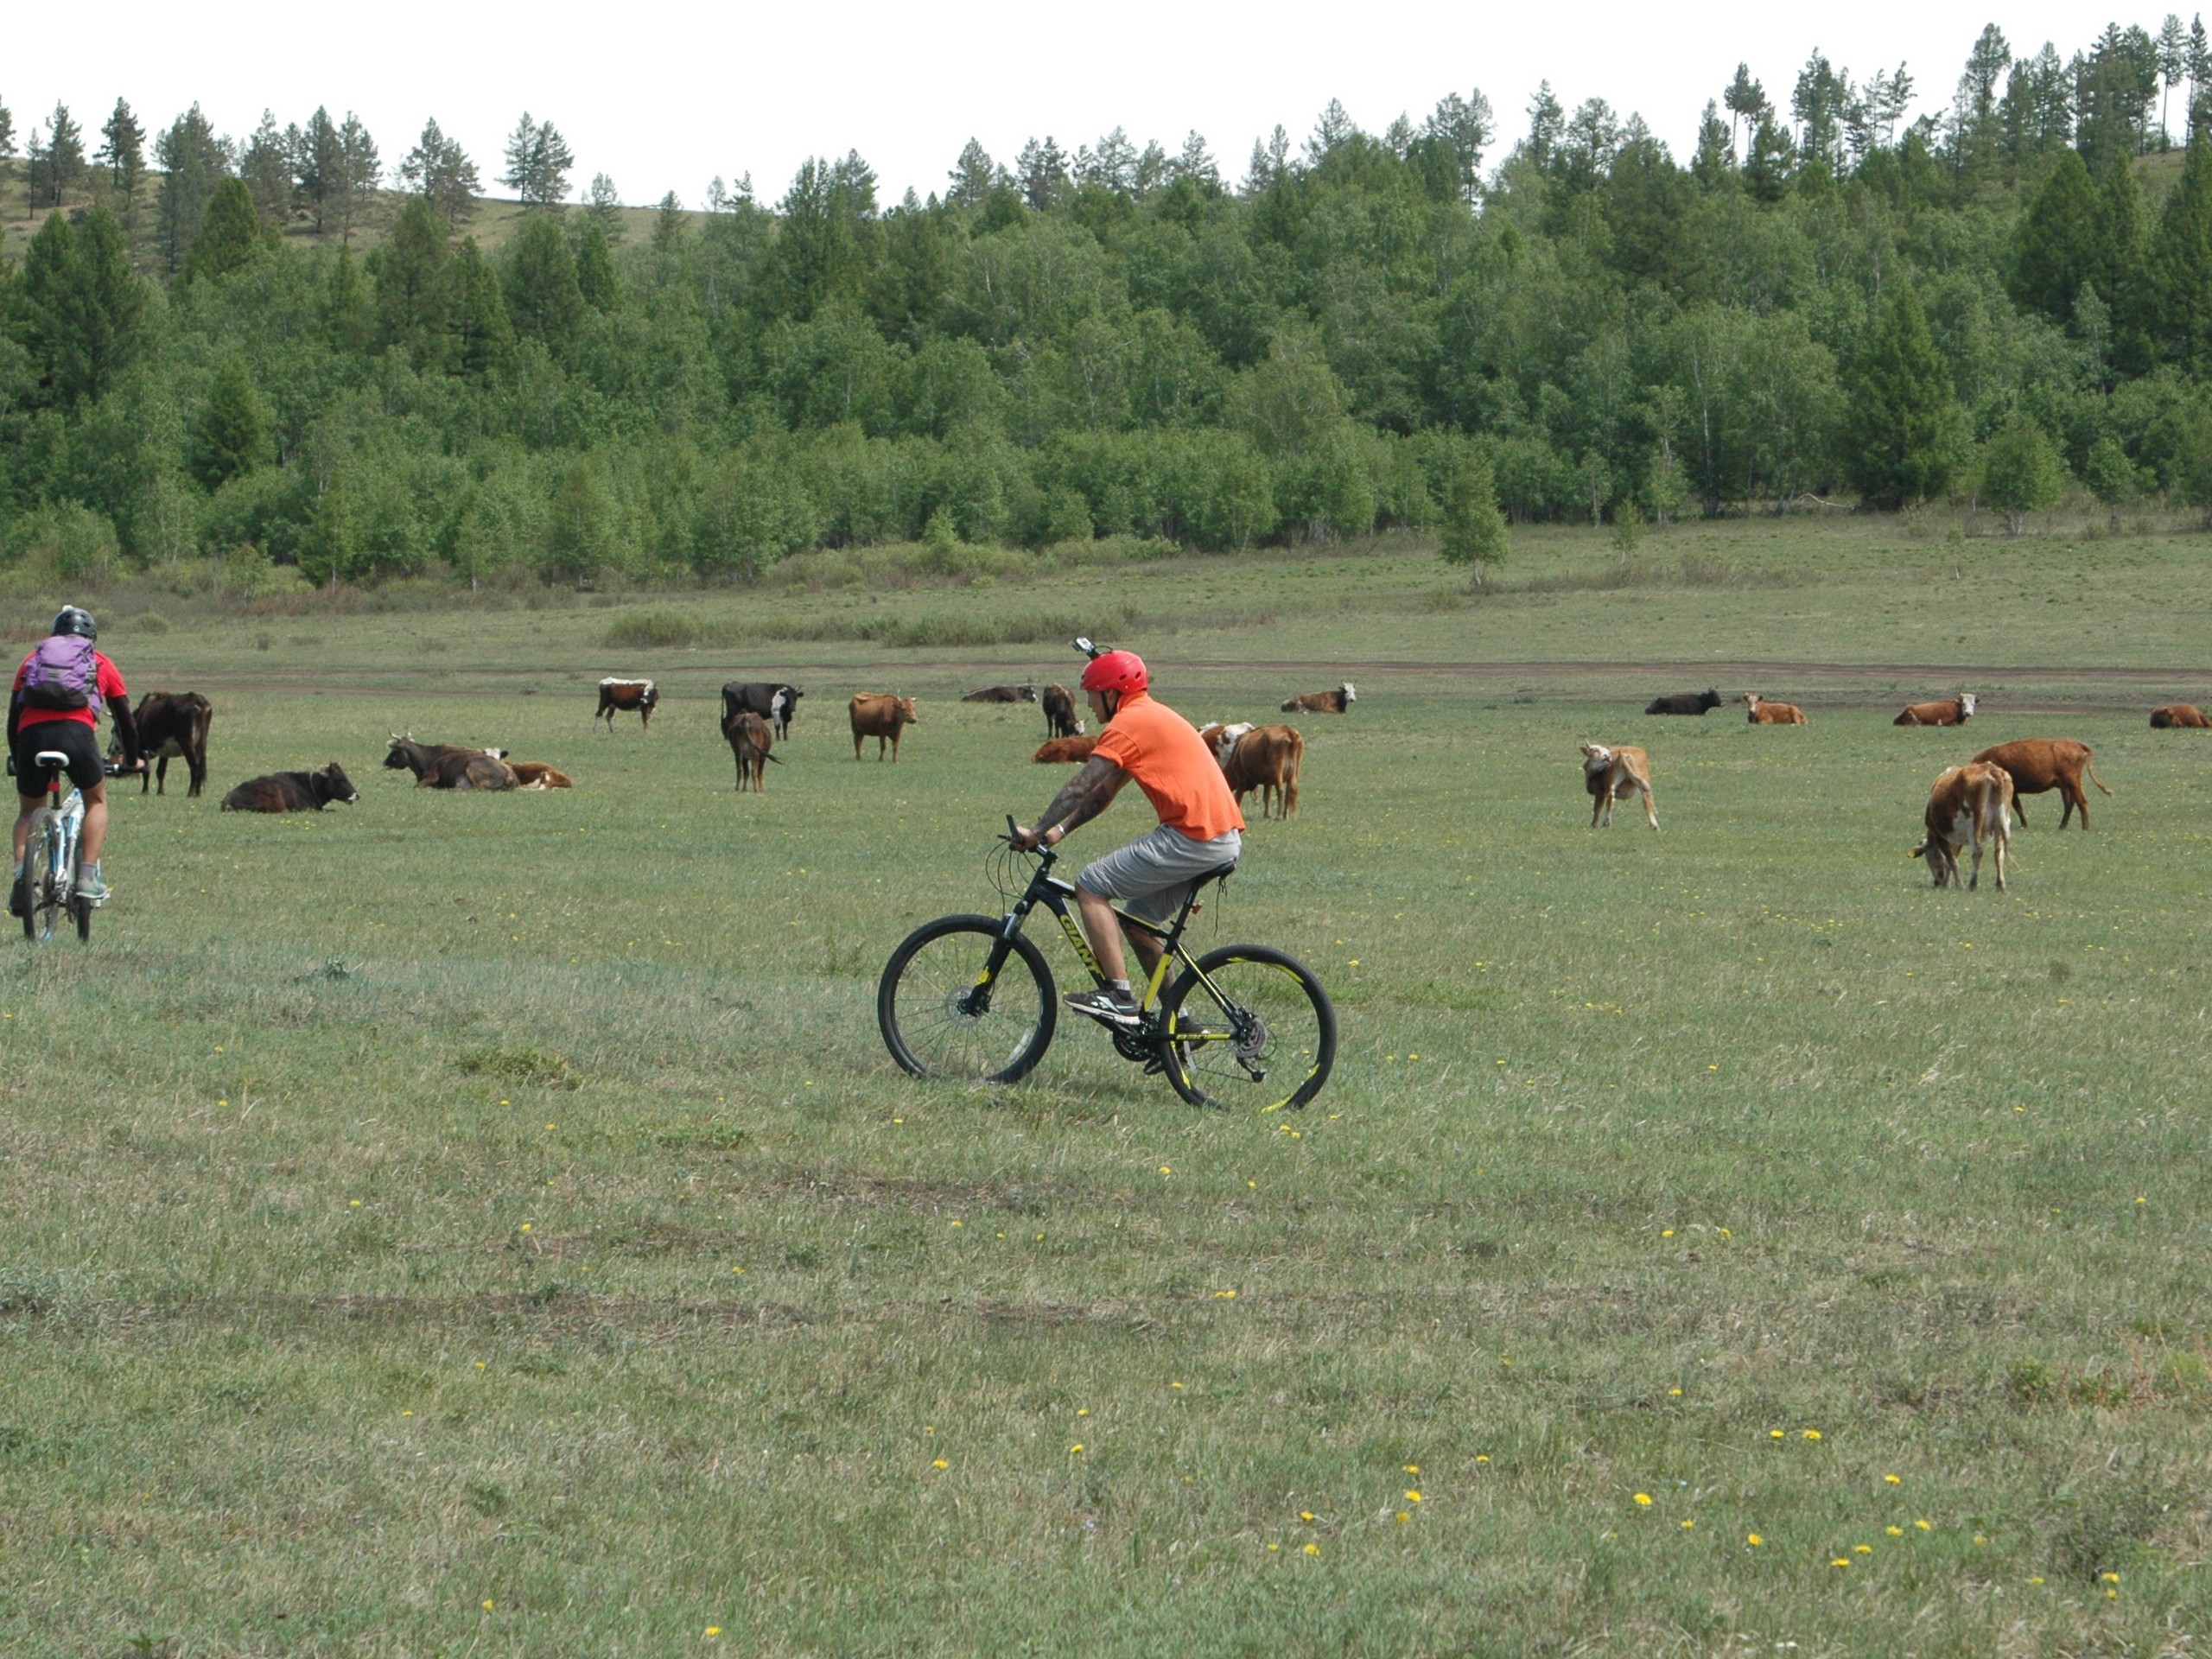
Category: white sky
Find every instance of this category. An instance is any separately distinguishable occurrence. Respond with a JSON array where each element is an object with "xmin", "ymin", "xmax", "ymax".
[{"xmin": 9, "ymin": 3, "xmax": 2154, "ymax": 209}]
